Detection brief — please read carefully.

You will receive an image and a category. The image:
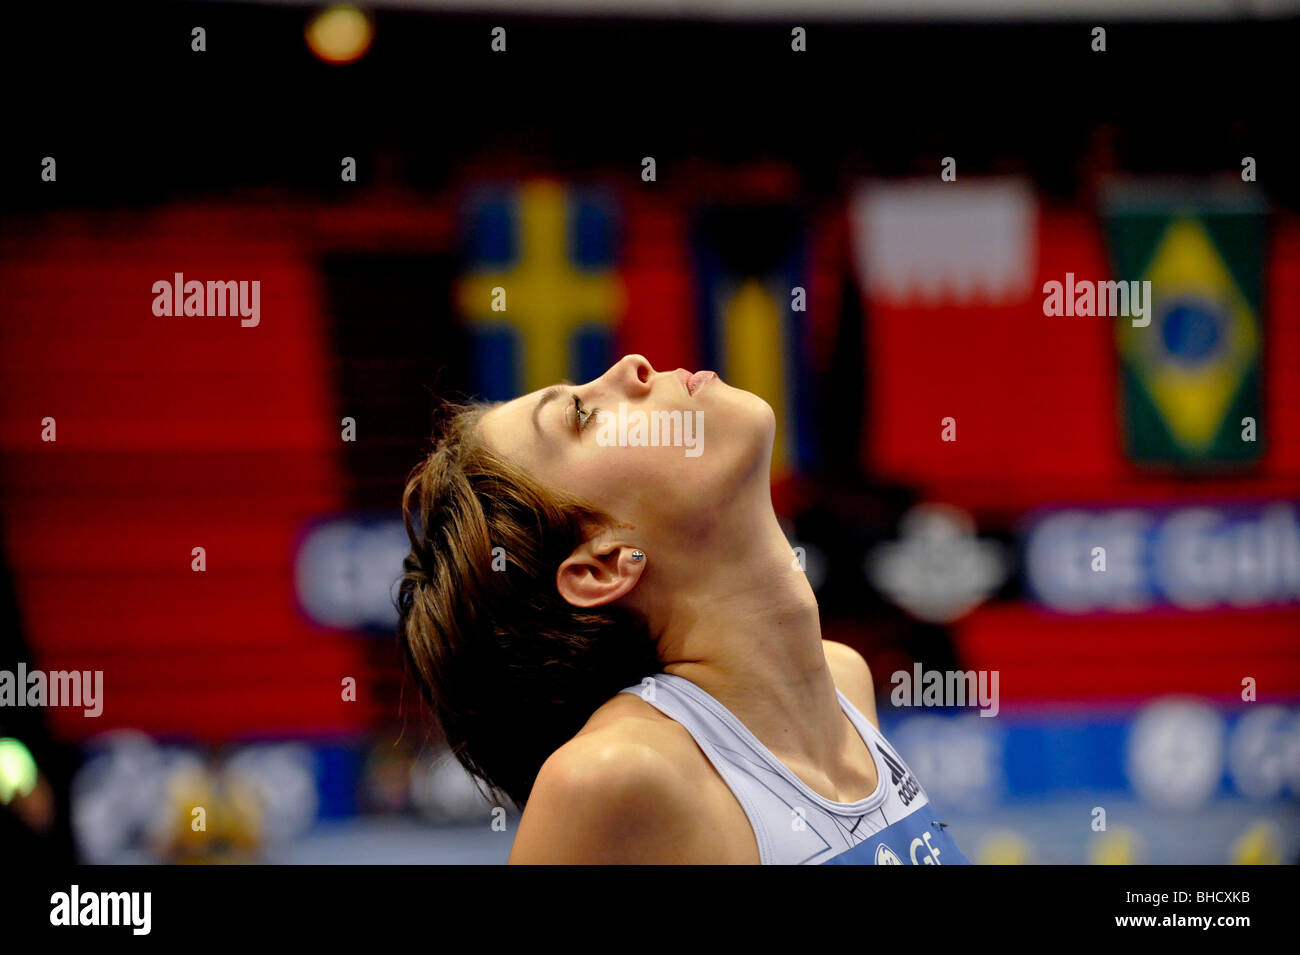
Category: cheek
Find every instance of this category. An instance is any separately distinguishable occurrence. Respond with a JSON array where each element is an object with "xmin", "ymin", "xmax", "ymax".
[
  {"xmin": 572, "ymin": 445, "xmax": 695, "ymax": 517},
  {"xmin": 595, "ymin": 444, "xmax": 673, "ymax": 494}
]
